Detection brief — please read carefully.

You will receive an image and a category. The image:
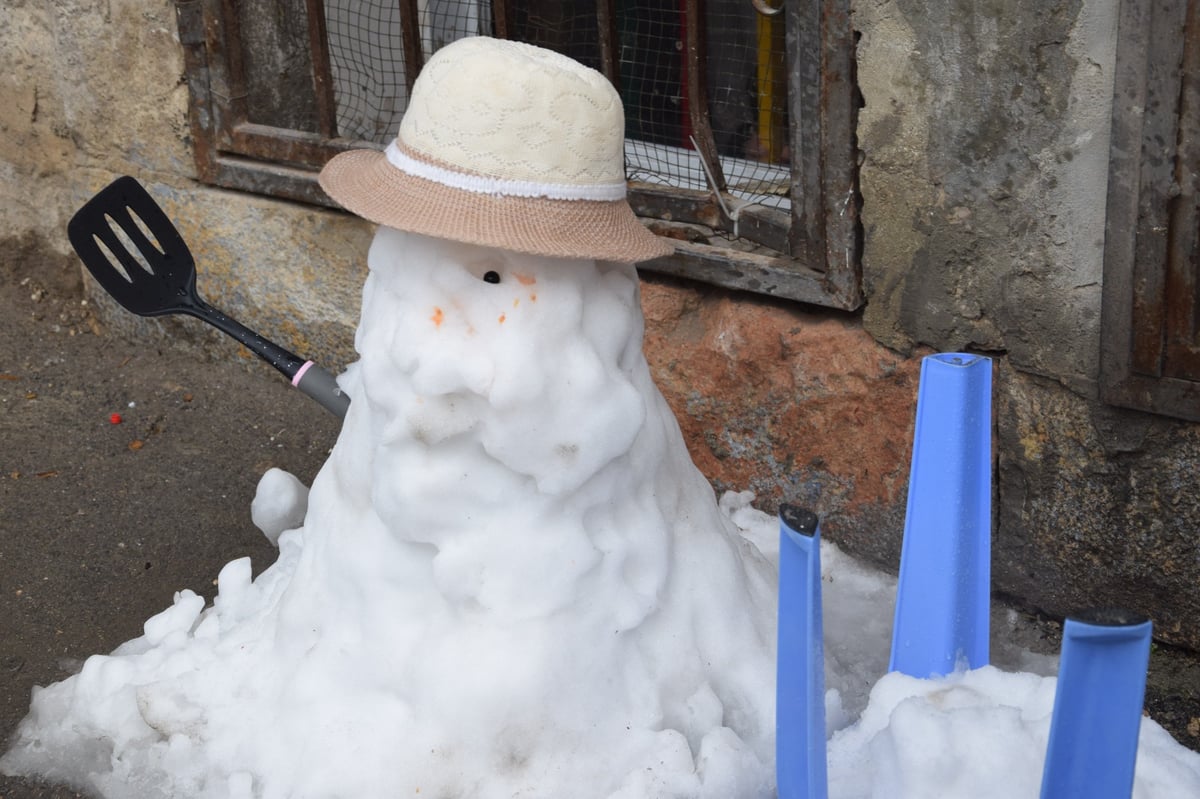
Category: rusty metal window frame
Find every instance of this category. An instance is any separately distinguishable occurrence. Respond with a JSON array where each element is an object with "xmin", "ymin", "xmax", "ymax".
[
  {"xmin": 1100, "ymin": 0, "xmax": 1200, "ymax": 421},
  {"xmin": 175, "ymin": 0, "xmax": 861, "ymax": 310}
]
